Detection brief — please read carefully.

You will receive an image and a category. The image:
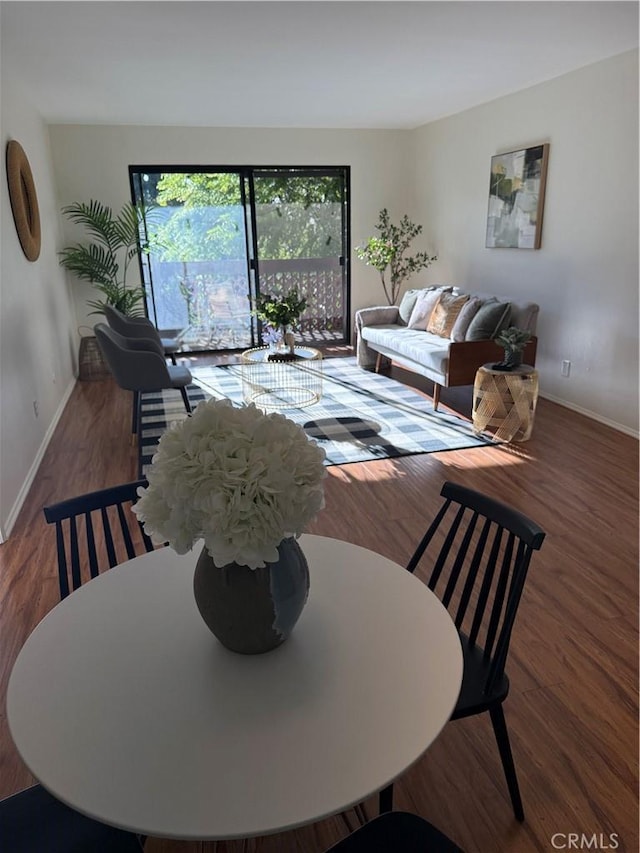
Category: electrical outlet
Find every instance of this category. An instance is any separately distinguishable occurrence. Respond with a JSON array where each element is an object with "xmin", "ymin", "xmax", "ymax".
[
  {"xmin": 33, "ymin": 400, "xmax": 39, "ymax": 418},
  {"xmin": 561, "ymin": 360, "xmax": 571, "ymax": 377}
]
